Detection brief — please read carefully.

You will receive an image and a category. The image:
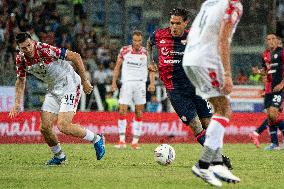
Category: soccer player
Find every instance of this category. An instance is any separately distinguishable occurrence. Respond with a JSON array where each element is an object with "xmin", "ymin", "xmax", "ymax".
[
  {"xmin": 112, "ymin": 30, "xmax": 155, "ymax": 150},
  {"xmin": 255, "ymin": 34, "xmax": 284, "ymax": 150},
  {"xmin": 183, "ymin": 0, "xmax": 243, "ymax": 187},
  {"xmin": 9, "ymin": 32, "xmax": 105, "ymax": 165},
  {"xmin": 147, "ymin": 8, "xmax": 232, "ymax": 170},
  {"xmin": 250, "ymin": 34, "xmax": 283, "ymax": 149}
]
